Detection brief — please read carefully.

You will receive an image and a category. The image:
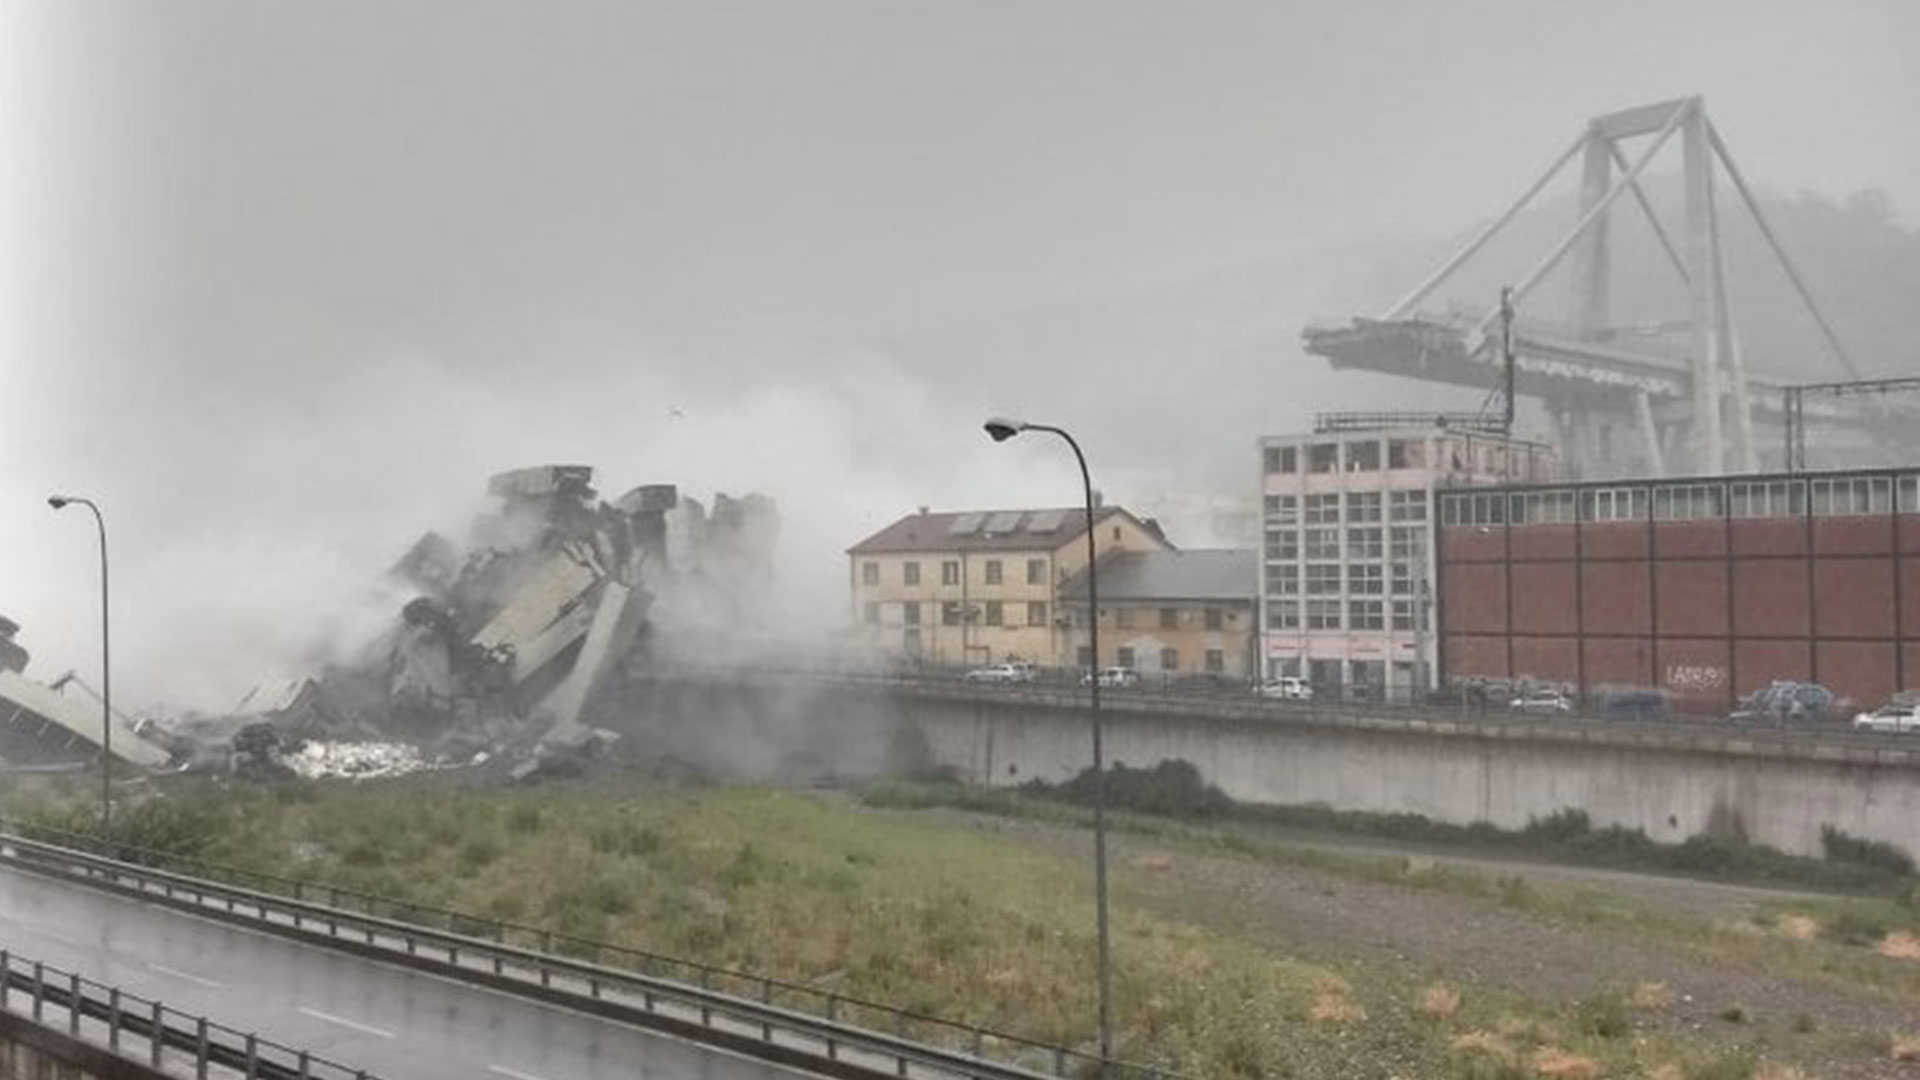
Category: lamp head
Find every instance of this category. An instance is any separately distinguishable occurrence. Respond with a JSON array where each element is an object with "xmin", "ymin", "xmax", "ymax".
[
  {"xmin": 983, "ymin": 417, "xmax": 1027, "ymax": 443},
  {"xmin": 47, "ymin": 495, "xmax": 70, "ymax": 510}
]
